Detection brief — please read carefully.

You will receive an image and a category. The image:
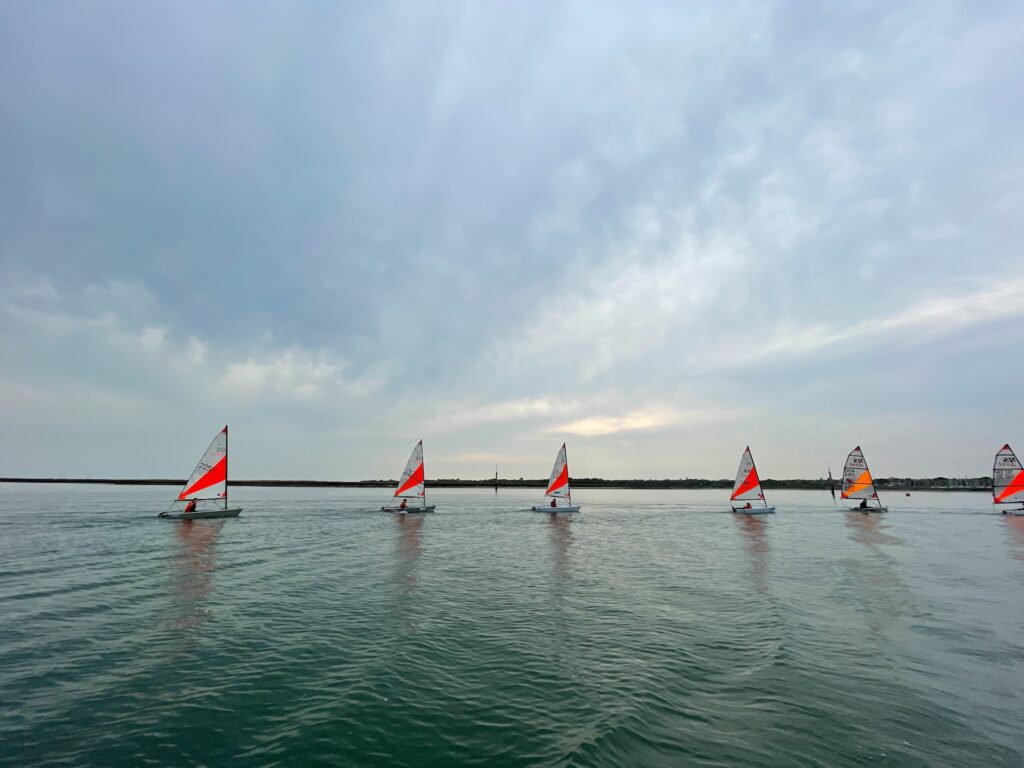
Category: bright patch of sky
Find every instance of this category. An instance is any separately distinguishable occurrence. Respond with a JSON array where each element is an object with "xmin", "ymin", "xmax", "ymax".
[{"xmin": 1, "ymin": 1, "xmax": 1021, "ymax": 480}]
